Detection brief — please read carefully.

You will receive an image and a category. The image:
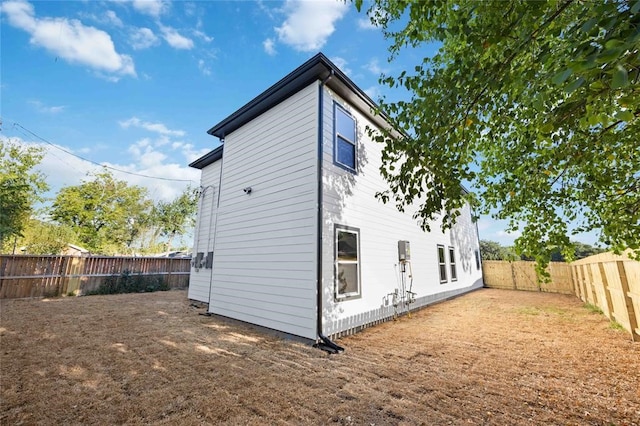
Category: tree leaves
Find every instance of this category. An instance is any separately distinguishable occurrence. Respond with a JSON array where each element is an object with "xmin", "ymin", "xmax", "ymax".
[
  {"xmin": 0, "ymin": 139, "xmax": 49, "ymax": 248},
  {"xmin": 357, "ymin": 0, "xmax": 640, "ymax": 266}
]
